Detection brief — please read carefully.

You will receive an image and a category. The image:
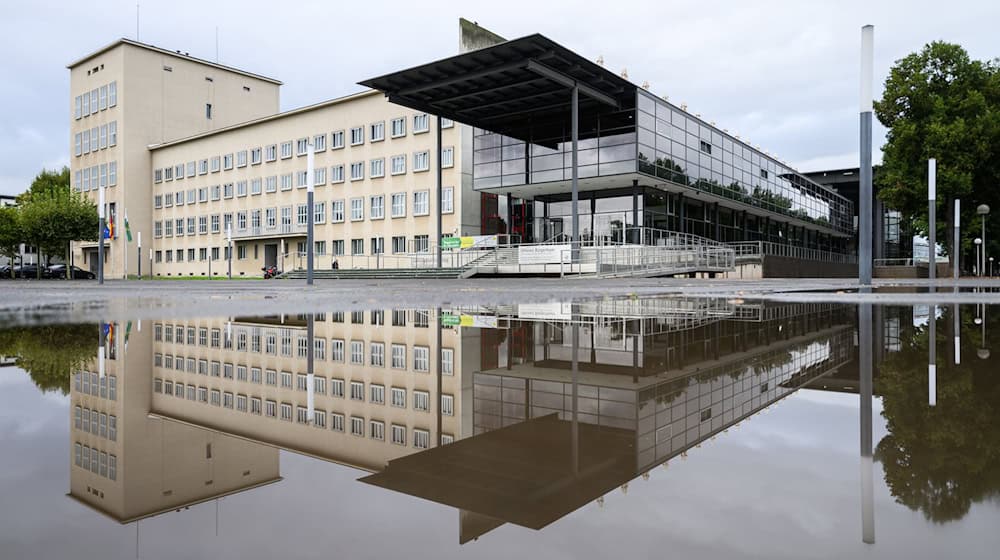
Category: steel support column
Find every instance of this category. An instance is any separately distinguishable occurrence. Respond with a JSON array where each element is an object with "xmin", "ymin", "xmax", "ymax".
[
  {"xmin": 631, "ymin": 179, "xmax": 639, "ymax": 244},
  {"xmin": 571, "ymin": 85, "xmax": 580, "ymax": 262},
  {"xmin": 436, "ymin": 117, "xmax": 443, "ymax": 268}
]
